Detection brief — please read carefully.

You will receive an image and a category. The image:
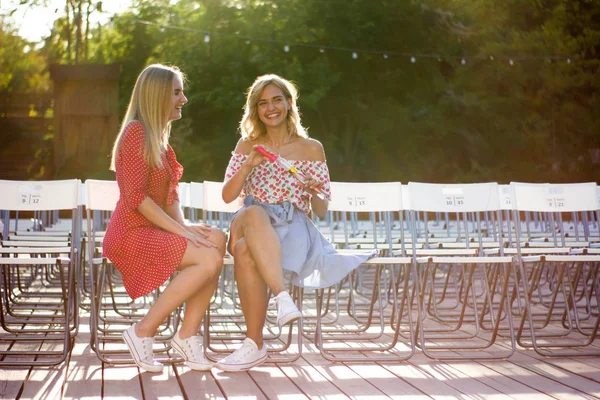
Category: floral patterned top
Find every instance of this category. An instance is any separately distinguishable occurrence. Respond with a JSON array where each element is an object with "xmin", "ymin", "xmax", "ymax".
[{"xmin": 225, "ymin": 153, "xmax": 332, "ymax": 215}]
